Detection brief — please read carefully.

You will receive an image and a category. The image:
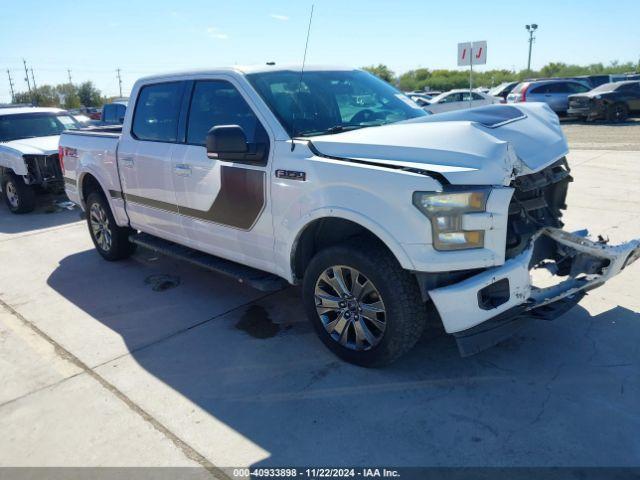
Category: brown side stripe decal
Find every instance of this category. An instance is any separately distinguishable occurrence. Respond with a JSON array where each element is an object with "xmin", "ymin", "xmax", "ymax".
[{"xmin": 110, "ymin": 166, "xmax": 265, "ymax": 231}]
